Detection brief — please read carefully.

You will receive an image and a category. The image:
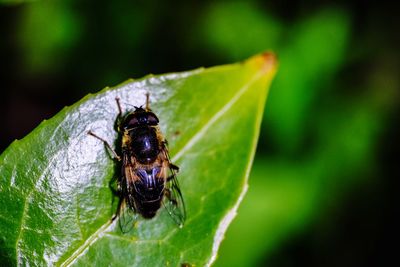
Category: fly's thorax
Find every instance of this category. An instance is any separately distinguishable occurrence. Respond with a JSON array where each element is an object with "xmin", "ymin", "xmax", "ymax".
[{"xmin": 122, "ymin": 125, "xmax": 163, "ymax": 164}]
